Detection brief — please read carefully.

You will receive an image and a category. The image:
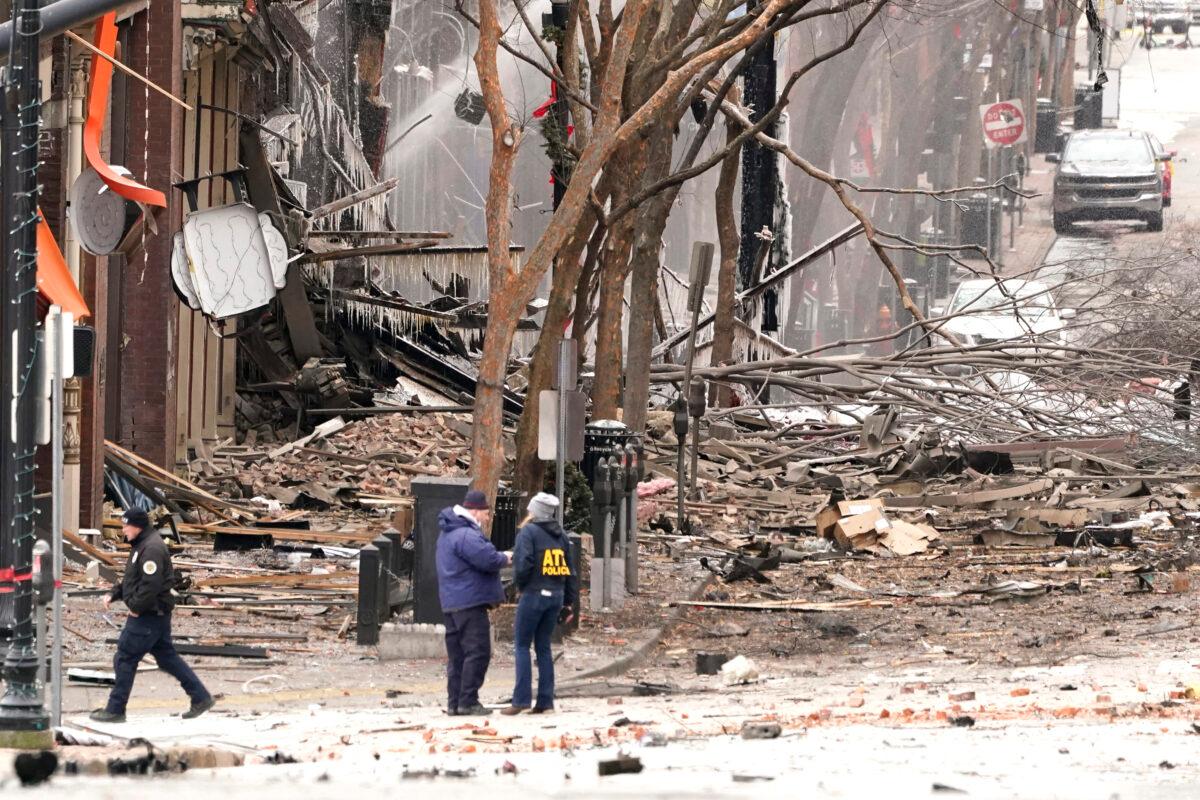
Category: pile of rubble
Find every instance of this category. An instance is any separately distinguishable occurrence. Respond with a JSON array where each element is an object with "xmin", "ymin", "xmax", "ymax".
[{"xmin": 192, "ymin": 411, "xmax": 476, "ymax": 514}]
